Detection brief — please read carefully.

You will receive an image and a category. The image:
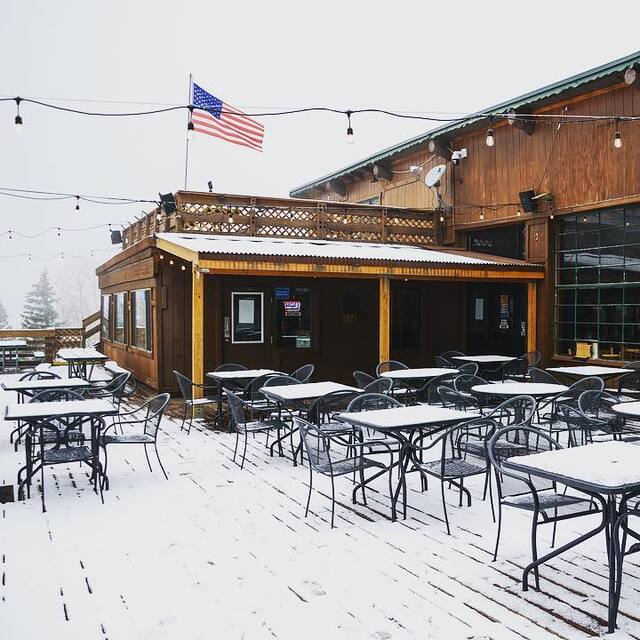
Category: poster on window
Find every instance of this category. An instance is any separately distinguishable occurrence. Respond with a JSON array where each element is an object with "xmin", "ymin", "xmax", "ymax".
[
  {"xmin": 283, "ymin": 300, "xmax": 301, "ymax": 317},
  {"xmin": 499, "ymin": 294, "xmax": 510, "ymax": 330}
]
